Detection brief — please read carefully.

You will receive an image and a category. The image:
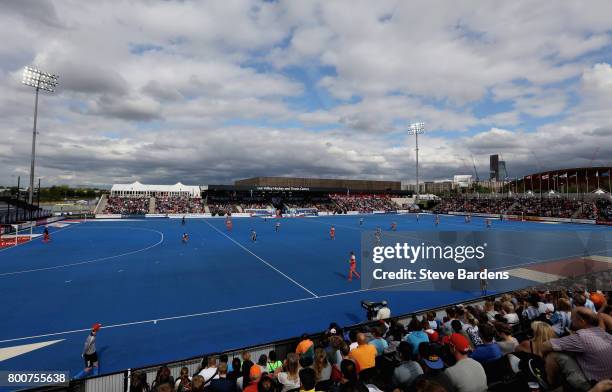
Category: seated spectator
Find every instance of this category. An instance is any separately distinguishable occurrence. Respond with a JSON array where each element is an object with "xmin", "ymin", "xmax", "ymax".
[
  {"xmin": 405, "ymin": 317, "xmax": 430, "ymax": 355},
  {"xmin": 574, "ymin": 292, "xmax": 597, "ymax": 313},
  {"xmin": 494, "ymin": 322, "xmax": 518, "ymax": 355},
  {"xmin": 154, "ymin": 381, "xmax": 174, "ymax": 392},
  {"xmin": 228, "ymin": 358, "xmax": 242, "ymax": 381},
  {"xmin": 209, "ymin": 363, "xmax": 237, "ymax": 392},
  {"xmin": 369, "ymin": 326, "xmax": 388, "ymax": 356},
  {"xmin": 348, "ymin": 333, "xmax": 377, "ymax": 371},
  {"xmin": 256, "ymin": 354, "xmax": 268, "ymax": 374},
  {"xmin": 501, "ymin": 301, "xmax": 519, "ymax": 325},
  {"xmin": 313, "ymin": 347, "xmax": 331, "ymax": 382},
  {"xmin": 550, "ymin": 297, "xmax": 572, "ymax": 336},
  {"xmin": 426, "ymin": 311, "xmax": 440, "ymax": 331},
  {"xmin": 538, "ymin": 292, "xmax": 555, "ymax": 315},
  {"xmin": 522, "ymin": 293, "xmax": 541, "ymax": 322},
  {"xmin": 463, "ymin": 313, "xmax": 482, "ymax": 346},
  {"xmin": 443, "ymin": 334, "xmax": 487, "ymax": 392},
  {"xmin": 296, "ymin": 334, "xmax": 315, "ymax": 361},
  {"xmin": 515, "ymin": 321, "xmax": 556, "ymax": 359},
  {"xmin": 440, "ymin": 308, "xmax": 462, "ymax": 337},
  {"xmin": 422, "ymin": 319, "xmax": 439, "ymax": 343},
  {"xmin": 191, "ymin": 375, "xmax": 206, "ymax": 392},
  {"xmin": 299, "ymin": 367, "xmax": 317, "ymax": 392},
  {"xmin": 238, "ymin": 359, "xmax": 254, "ymax": 391},
  {"xmin": 543, "ymin": 307, "xmax": 612, "ymax": 383},
  {"xmin": 446, "ymin": 320, "xmax": 474, "ymax": 350},
  {"xmin": 339, "ymin": 359, "xmax": 368, "ymax": 392},
  {"xmin": 174, "ymin": 366, "xmax": 192, "ymax": 392},
  {"xmin": 589, "ymin": 292, "xmax": 606, "ymax": 311},
  {"xmin": 267, "ymin": 350, "xmax": 283, "ymax": 373},
  {"xmin": 391, "ymin": 341, "xmax": 423, "ymax": 389},
  {"xmin": 470, "ymin": 324, "xmax": 502, "ymax": 364},
  {"xmin": 328, "ymin": 335, "xmax": 345, "ymax": 368},
  {"xmin": 220, "ymin": 354, "xmax": 231, "ymax": 372},
  {"xmin": 151, "ymin": 366, "xmax": 174, "ymax": 392},
  {"xmin": 257, "ymin": 375, "xmax": 275, "ymax": 392},
  {"xmin": 414, "ymin": 342, "xmax": 453, "ymax": 391},
  {"xmin": 198, "ymin": 356, "xmax": 219, "ymax": 384},
  {"xmin": 129, "ymin": 371, "xmax": 150, "ymax": 392},
  {"xmin": 243, "ymin": 365, "xmax": 261, "ymax": 392},
  {"xmin": 275, "ymin": 353, "xmax": 301, "ymax": 392},
  {"xmin": 484, "ymin": 301, "xmax": 497, "ymax": 321}
]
